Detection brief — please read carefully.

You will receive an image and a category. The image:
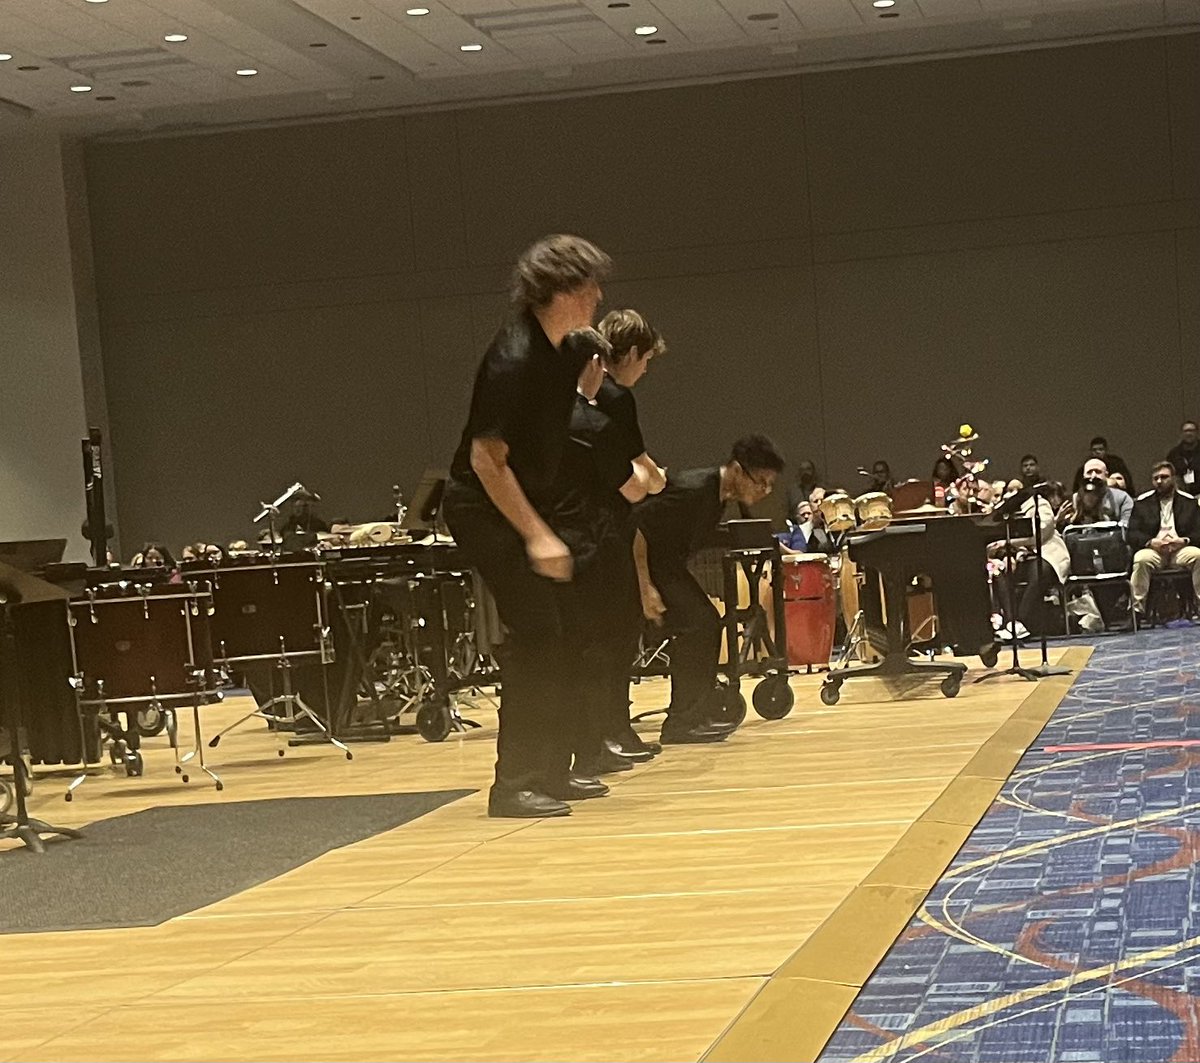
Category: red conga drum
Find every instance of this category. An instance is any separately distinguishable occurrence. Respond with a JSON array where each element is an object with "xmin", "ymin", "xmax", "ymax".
[{"xmin": 781, "ymin": 554, "xmax": 836, "ymax": 668}]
